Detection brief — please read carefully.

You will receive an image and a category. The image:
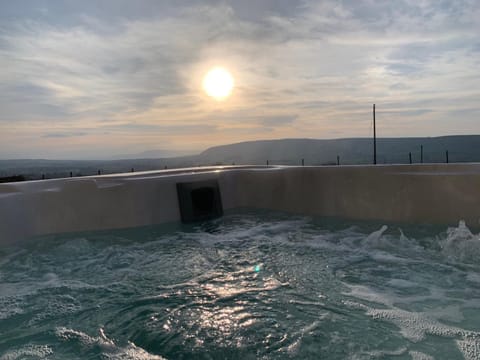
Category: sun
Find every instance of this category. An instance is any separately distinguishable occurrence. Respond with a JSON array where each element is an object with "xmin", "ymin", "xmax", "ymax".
[{"xmin": 202, "ymin": 67, "xmax": 234, "ymax": 100}]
